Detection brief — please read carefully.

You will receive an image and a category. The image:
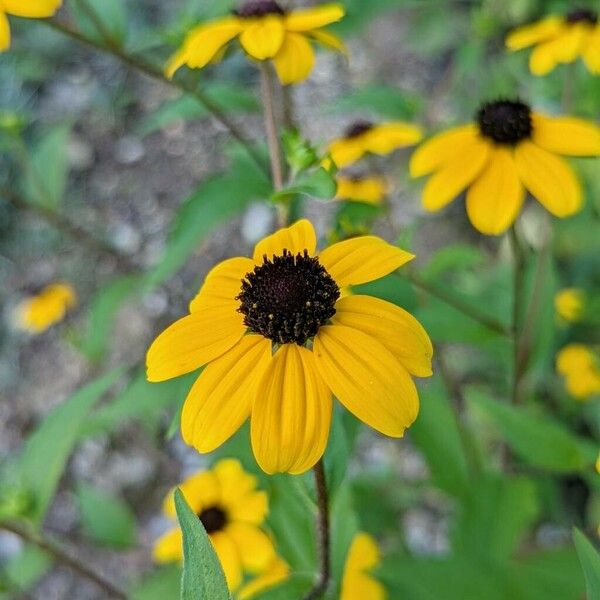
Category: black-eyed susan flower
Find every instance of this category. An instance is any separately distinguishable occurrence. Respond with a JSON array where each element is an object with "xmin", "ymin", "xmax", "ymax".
[
  {"xmin": 146, "ymin": 220, "xmax": 432, "ymax": 475},
  {"xmin": 238, "ymin": 556, "xmax": 289, "ymax": 599},
  {"xmin": 335, "ymin": 175, "xmax": 387, "ymax": 205},
  {"xmin": 166, "ymin": 1, "xmax": 345, "ymax": 85},
  {"xmin": 506, "ymin": 9, "xmax": 600, "ymax": 76},
  {"xmin": 153, "ymin": 459, "xmax": 276, "ymax": 592},
  {"xmin": 556, "ymin": 344, "xmax": 600, "ymax": 401},
  {"xmin": 555, "ymin": 288, "xmax": 585, "ymax": 322},
  {"xmin": 0, "ymin": 0, "xmax": 62, "ymax": 51},
  {"xmin": 341, "ymin": 532, "xmax": 386, "ymax": 600},
  {"xmin": 14, "ymin": 283, "xmax": 76, "ymax": 334},
  {"xmin": 327, "ymin": 120, "xmax": 423, "ymax": 169},
  {"xmin": 410, "ymin": 99, "xmax": 600, "ymax": 235}
]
